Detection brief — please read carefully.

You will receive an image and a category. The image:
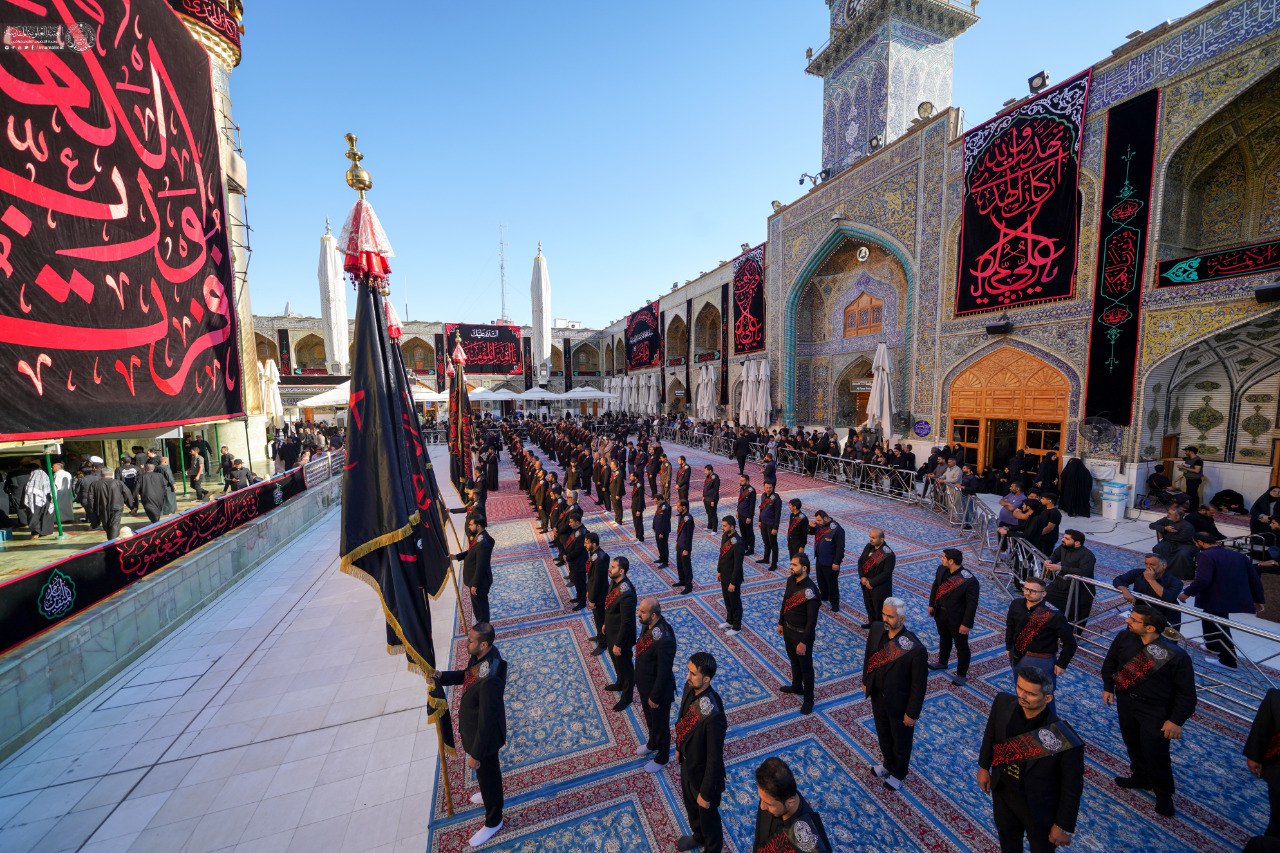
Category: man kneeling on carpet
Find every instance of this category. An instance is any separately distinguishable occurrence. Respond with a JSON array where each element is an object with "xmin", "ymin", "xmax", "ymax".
[{"xmin": 432, "ymin": 623, "xmax": 507, "ymax": 848}]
